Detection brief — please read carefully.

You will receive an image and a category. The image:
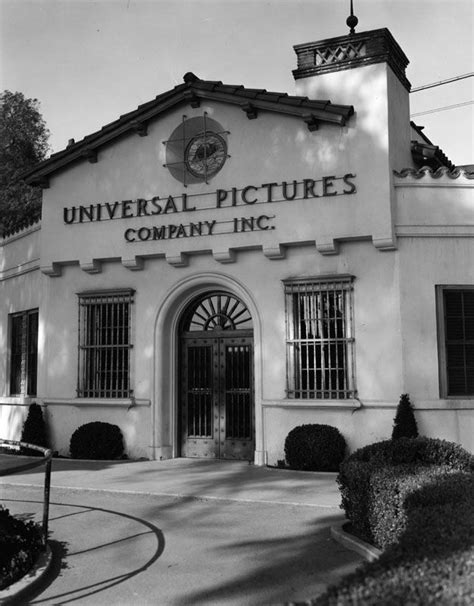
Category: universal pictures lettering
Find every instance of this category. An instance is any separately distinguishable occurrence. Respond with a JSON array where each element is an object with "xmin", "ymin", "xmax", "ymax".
[{"xmin": 61, "ymin": 174, "xmax": 356, "ymax": 241}]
